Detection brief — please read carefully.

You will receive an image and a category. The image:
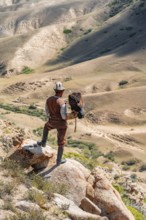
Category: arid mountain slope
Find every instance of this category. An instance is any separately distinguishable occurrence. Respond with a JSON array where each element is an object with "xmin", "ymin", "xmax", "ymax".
[
  {"xmin": 0, "ymin": 0, "xmax": 112, "ymax": 74},
  {"xmin": 0, "ymin": 0, "xmax": 146, "ymax": 175},
  {"xmin": 56, "ymin": 0, "xmax": 146, "ymax": 65},
  {"xmin": 2, "ymin": 0, "xmax": 146, "ymax": 74}
]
